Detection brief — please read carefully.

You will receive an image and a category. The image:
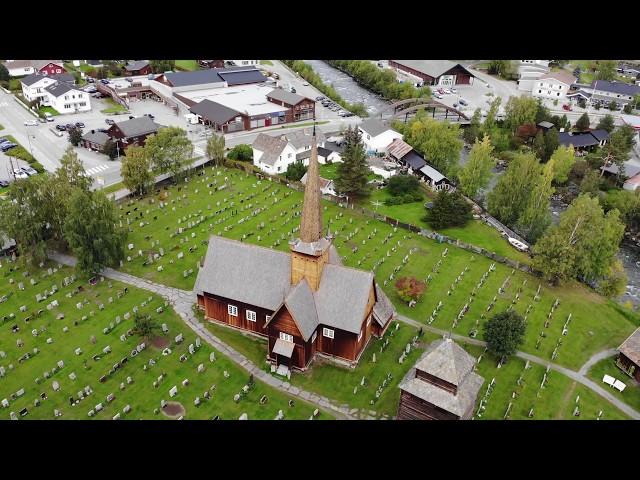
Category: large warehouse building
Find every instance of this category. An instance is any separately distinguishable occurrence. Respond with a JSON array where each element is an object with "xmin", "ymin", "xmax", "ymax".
[{"xmin": 389, "ymin": 60, "xmax": 475, "ymax": 86}]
